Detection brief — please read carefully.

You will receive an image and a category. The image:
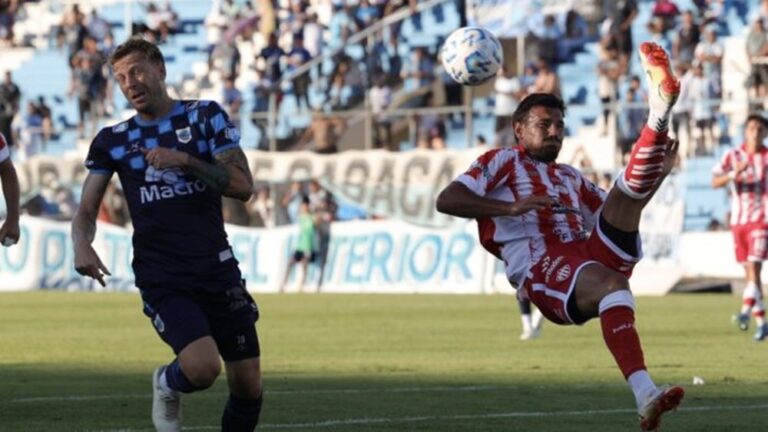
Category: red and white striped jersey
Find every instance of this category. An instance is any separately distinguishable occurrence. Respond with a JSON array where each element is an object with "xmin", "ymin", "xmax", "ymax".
[
  {"xmin": 0, "ymin": 132, "xmax": 9, "ymax": 163},
  {"xmin": 713, "ymin": 145, "xmax": 768, "ymax": 227},
  {"xmin": 455, "ymin": 146, "xmax": 606, "ymax": 287}
]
